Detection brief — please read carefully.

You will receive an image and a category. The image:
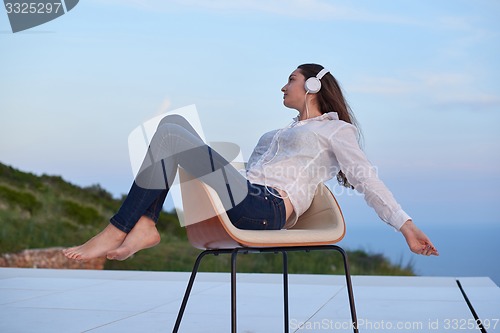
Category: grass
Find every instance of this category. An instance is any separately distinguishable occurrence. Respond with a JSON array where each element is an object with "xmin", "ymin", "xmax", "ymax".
[{"xmin": 0, "ymin": 161, "xmax": 414, "ymax": 276}]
